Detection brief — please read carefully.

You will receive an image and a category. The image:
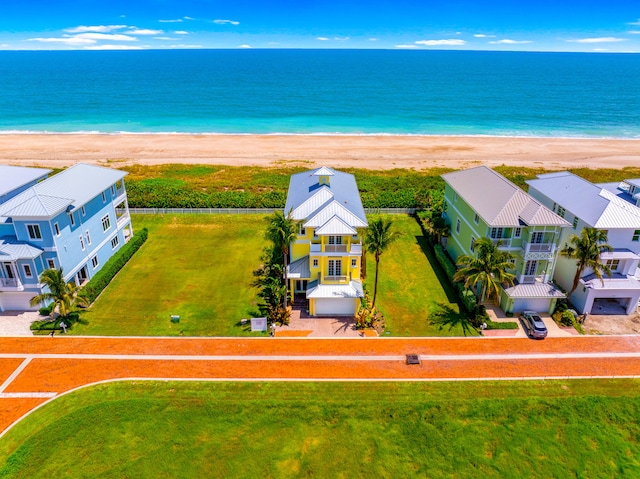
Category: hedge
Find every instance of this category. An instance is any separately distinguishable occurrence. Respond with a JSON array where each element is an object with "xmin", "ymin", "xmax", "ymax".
[
  {"xmin": 433, "ymin": 244, "xmax": 478, "ymax": 314},
  {"xmin": 485, "ymin": 320, "xmax": 519, "ymax": 330},
  {"xmin": 82, "ymin": 228, "xmax": 148, "ymax": 304}
]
